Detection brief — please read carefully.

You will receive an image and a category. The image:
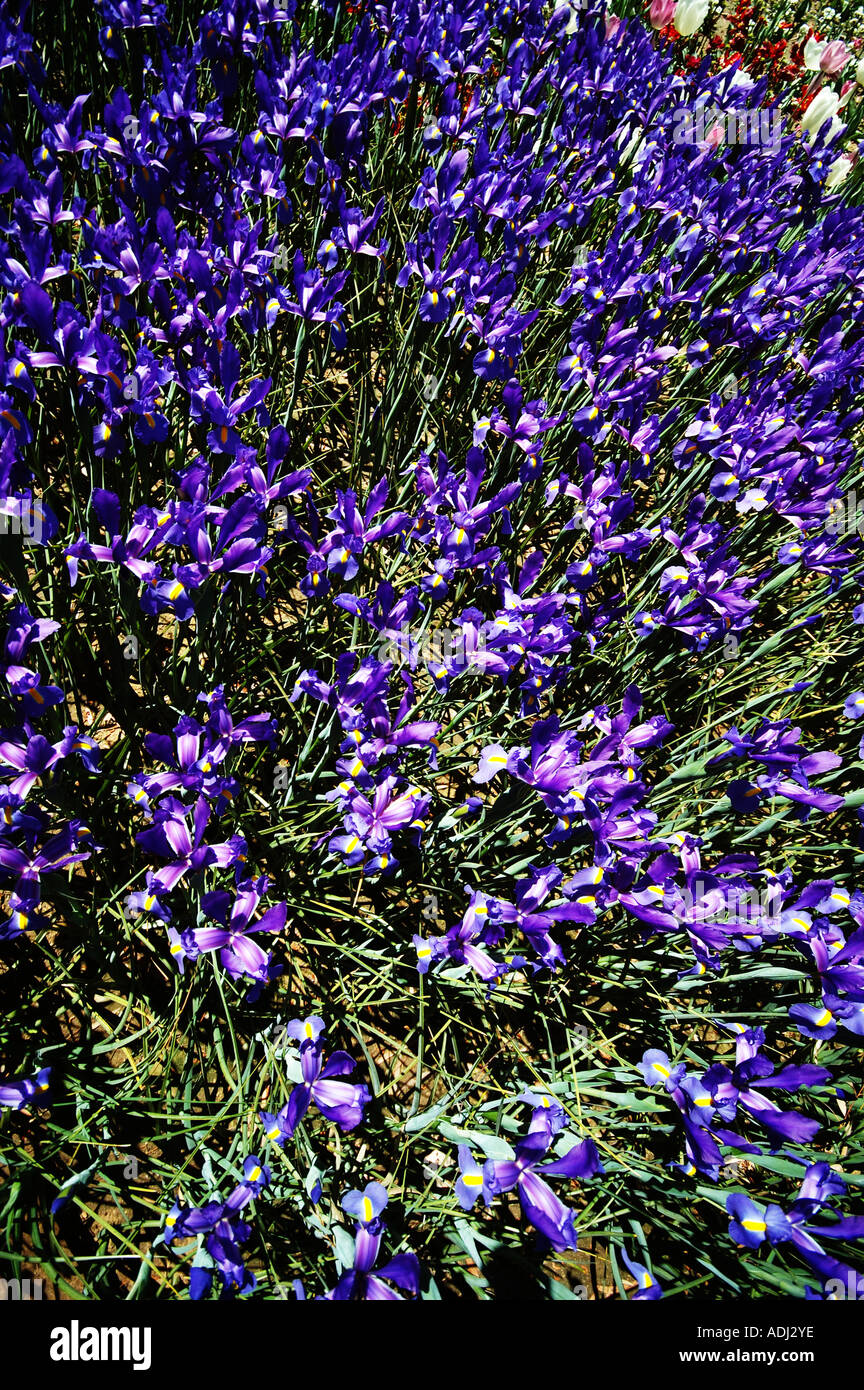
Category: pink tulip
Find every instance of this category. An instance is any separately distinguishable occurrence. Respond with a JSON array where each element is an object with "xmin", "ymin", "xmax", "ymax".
[
  {"xmin": 649, "ymin": 0, "xmax": 676, "ymax": 29},
  {"xmin": 605, "ymin": 12, "xmax": 622, "ymax": 37},
  {"xmin": 820, "ymin": 40, "xmax": 850, "ymax": 76}
]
